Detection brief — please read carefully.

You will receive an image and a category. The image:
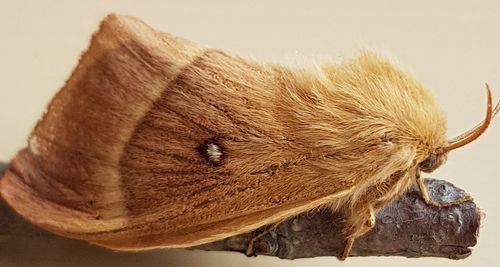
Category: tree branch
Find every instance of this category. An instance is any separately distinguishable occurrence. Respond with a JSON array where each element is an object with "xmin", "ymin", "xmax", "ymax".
[
  {"xmin": 0, "ymin": 162, "xmax": 480, "ymax": 259},
  {"xmin": 196, "ymin": 178, "xmax": 480, "ymax": 259}
]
